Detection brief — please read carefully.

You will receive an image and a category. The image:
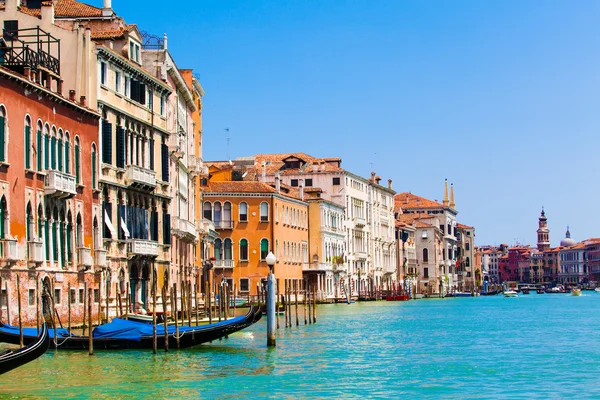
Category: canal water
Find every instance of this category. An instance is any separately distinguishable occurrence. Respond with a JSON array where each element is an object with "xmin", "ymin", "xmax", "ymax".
[{"xmin": 1, "ymin": 292, "xmax": 600, "ymax": 398}]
